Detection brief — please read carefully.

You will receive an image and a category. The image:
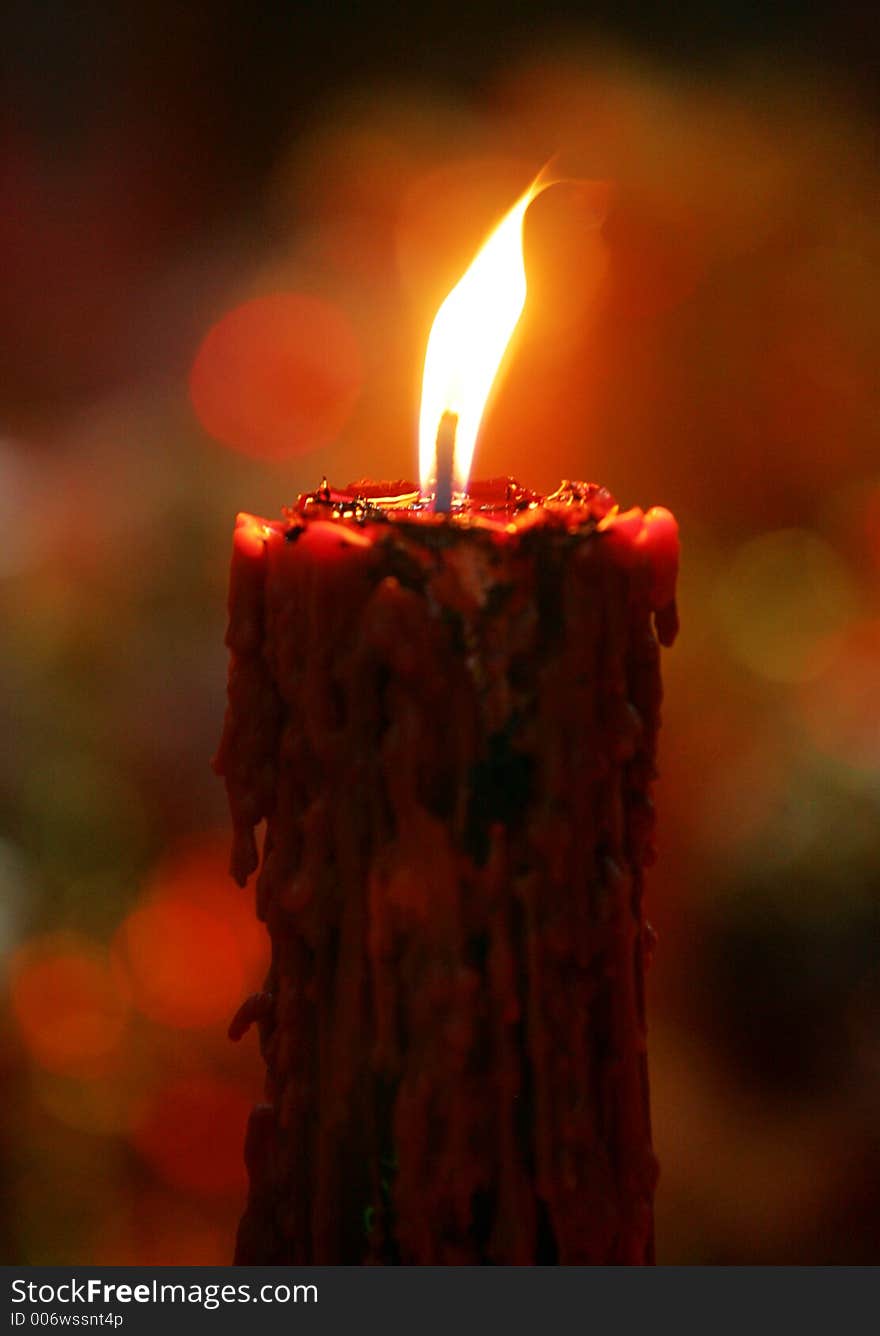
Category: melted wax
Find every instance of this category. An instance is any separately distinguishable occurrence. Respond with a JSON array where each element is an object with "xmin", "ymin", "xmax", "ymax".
[{"xmin": 214, "ymin": 479, "xmax": 679, "ymax": 1264}]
